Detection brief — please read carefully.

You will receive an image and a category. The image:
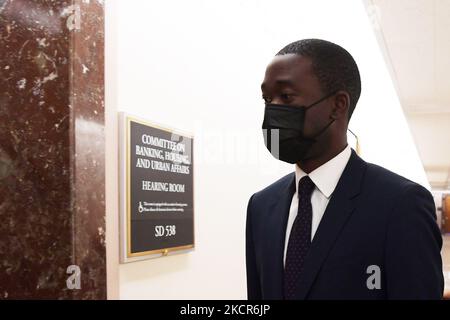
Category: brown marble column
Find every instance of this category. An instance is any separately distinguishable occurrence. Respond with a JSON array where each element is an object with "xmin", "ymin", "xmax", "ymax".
[{"xmin": 0, "ymin": 0, "xmax": 106, "ymax": 299}]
